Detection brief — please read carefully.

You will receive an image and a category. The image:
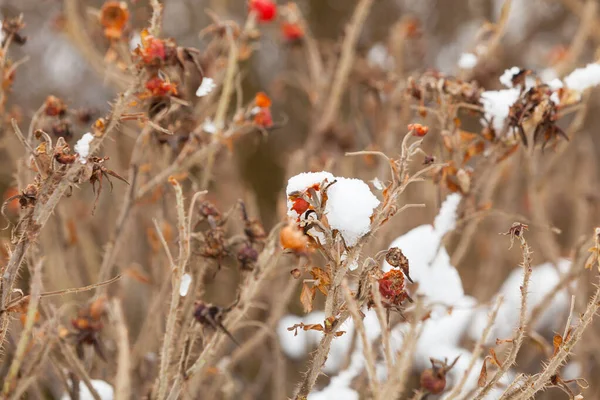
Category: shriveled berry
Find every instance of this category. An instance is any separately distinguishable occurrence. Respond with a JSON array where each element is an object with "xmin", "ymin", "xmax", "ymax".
[
  {"xmin": 237, "ymin": 245, "xmax": 259, "ymax": 270},
  {"xmin": 378, "ymin": 269, "xmax": 408, "ymax": 305},
  {"xmin": 420, "ymin": 368, "xmax": 446, "ymax": 394}
]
